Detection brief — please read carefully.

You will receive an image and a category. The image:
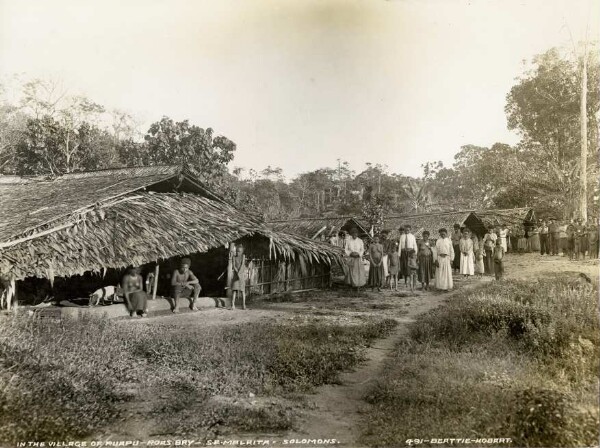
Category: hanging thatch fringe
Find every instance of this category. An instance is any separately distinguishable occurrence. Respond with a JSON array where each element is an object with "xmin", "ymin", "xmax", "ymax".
[{"xmin": 0, "ymin": 192, "xmax": 344, "ymax": 281}]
